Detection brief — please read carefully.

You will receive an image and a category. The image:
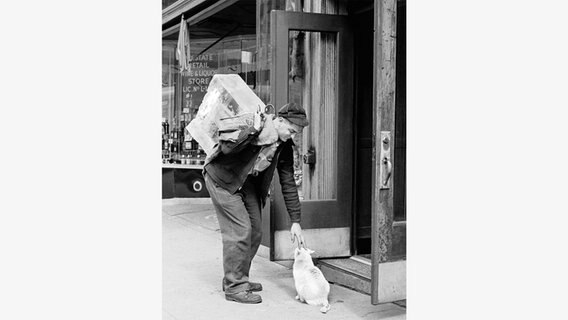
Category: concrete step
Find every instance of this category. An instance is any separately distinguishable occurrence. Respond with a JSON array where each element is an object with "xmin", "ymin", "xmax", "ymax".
[{"xmin": 318, "ymin": 255, "xmax": 372, "ymax": 295}]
